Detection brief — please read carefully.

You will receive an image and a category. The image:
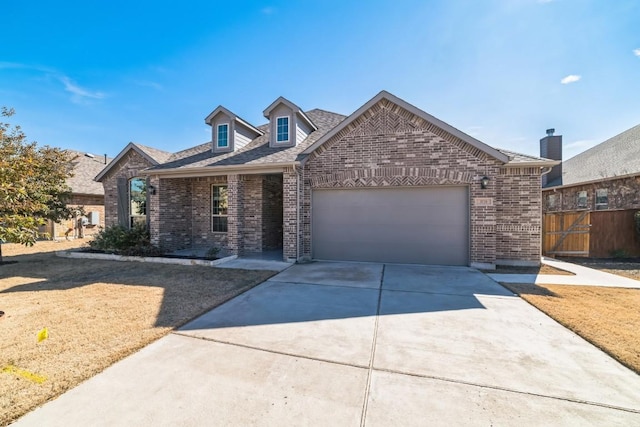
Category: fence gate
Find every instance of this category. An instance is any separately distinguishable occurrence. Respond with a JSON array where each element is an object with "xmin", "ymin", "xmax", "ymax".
[{"xmin": 542, "ymin": 212, "xmax": 590, "ymax": 257}]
